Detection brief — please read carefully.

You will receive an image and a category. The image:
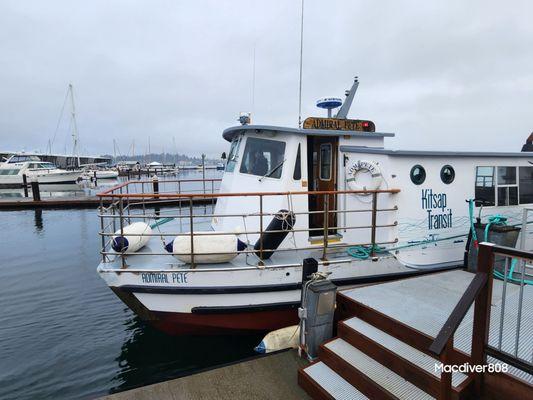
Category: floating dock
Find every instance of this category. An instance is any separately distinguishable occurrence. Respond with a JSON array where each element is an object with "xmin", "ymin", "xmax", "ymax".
[
  {"xmin": 0, "ymin": 196, "xmax": 216, "ymax": 210},
  {"xmin": 100, "ymin": 349, "xmax": 309, "ymax": 400}
]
